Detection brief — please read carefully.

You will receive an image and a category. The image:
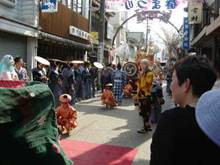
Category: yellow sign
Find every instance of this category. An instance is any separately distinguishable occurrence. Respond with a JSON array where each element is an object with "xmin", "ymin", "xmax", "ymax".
[{"xmin": 89, "ymin": 32, "xmax": 98, "ymax": 41}]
